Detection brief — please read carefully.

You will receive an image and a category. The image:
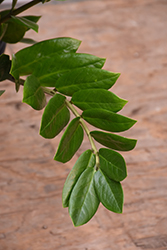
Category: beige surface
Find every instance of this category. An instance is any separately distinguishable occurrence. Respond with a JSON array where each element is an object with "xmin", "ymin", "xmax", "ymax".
[{"xmin": 0, "ymin": 0, "xmax": 167, "ymax": 249}]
